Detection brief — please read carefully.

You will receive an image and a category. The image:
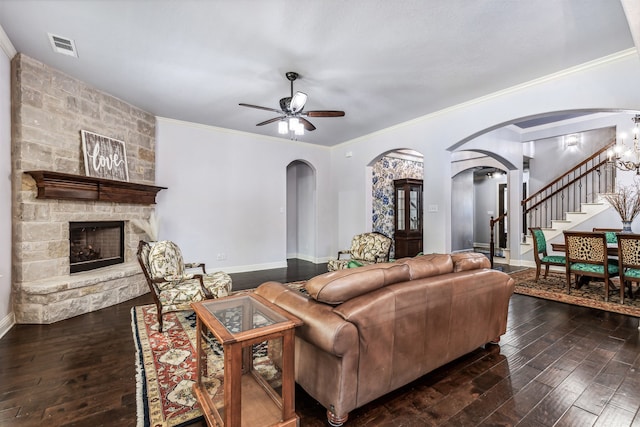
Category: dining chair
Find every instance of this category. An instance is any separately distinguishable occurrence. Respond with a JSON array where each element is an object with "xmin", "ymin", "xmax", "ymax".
[
  {"xmin": 563, "ymin": 231, "xmax": 619, "ymax": 302},
  {"xmin": 616, "ymin": 233, "xmax": 640, "ymax": 304},
  {"xmin": 529, "ymin": 227, "xmax": 566, "ymax": 282},
  {"xmin": 592, "ymin": 228, "xmax": 622, "ymax": 246}
]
